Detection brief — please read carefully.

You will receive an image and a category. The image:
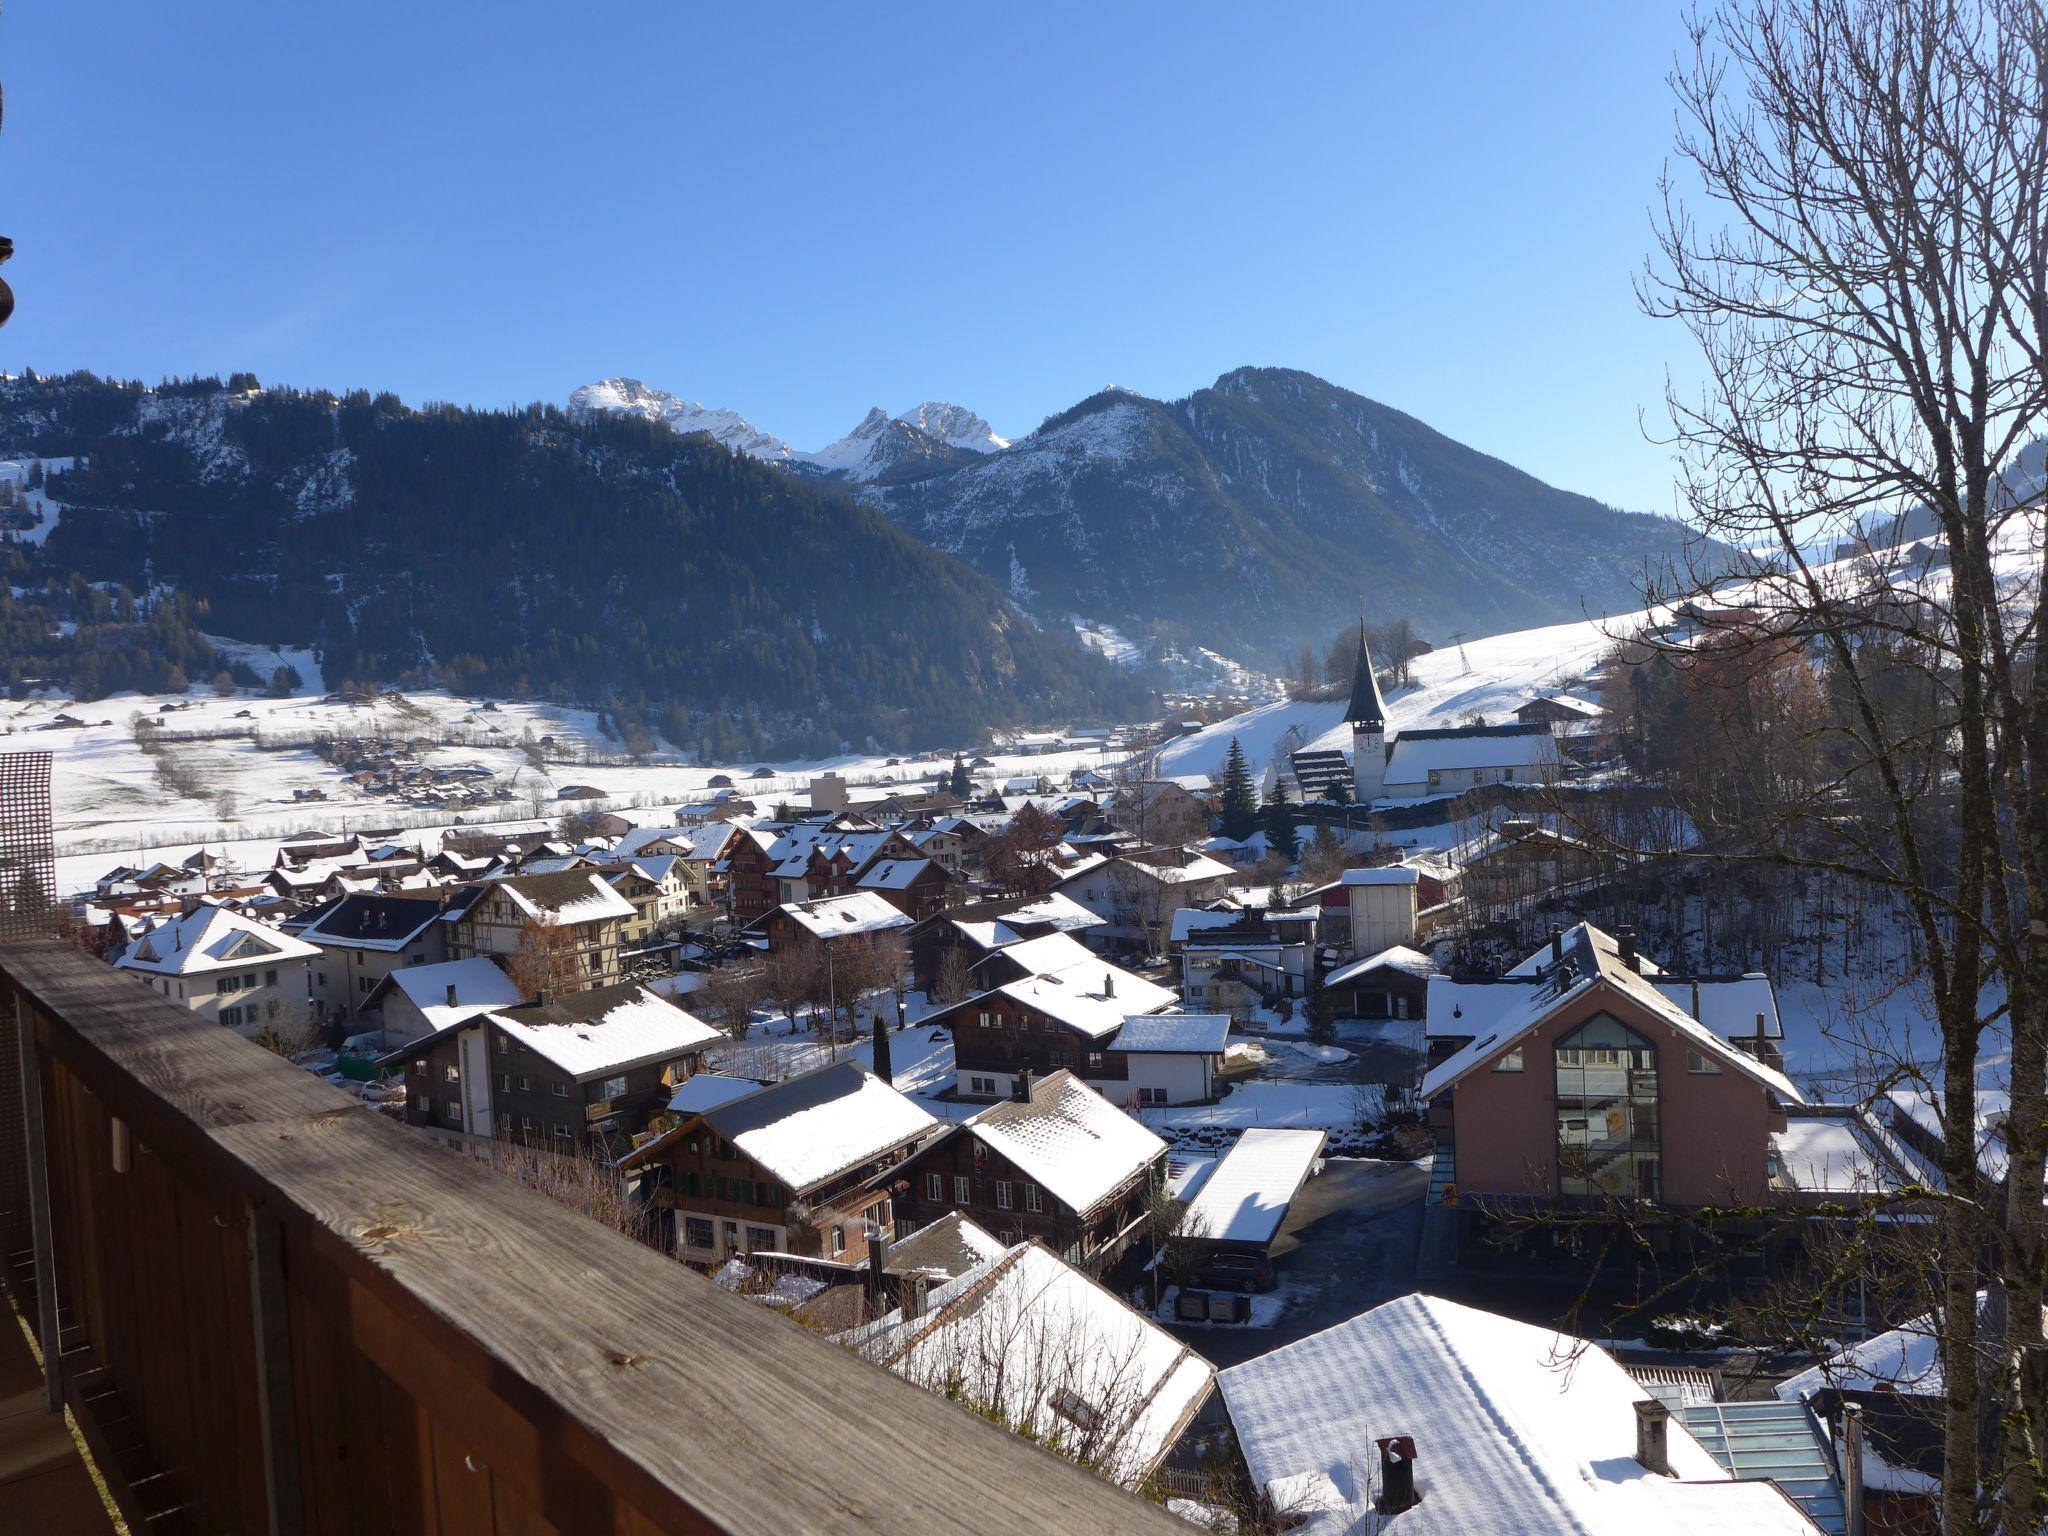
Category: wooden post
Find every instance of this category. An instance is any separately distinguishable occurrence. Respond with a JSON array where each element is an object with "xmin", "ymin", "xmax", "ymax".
[
  {"xmin": 15, "ymin": 993, "xmax": 60, "ymax": 1412},
  {"xmin": 245, "ymin": 1203, "xmax": 305, "ymax": 1536}
]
